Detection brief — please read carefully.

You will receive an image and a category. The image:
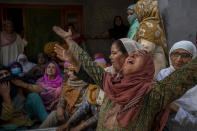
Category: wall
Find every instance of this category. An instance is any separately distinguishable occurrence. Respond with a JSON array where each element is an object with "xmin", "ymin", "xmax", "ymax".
[
  {"xmin": 0, "ymin": 0, "xmax": 134, "ymax": 61},
  {"xmin": 0, "ymin": 0, "xmax": 83, "ymax": 5},
  {"xmin": 83, "ymin": 0, "xmax": 131, "ymax": 61},
  {"xmin": 158, "ymin": 0, "xmax": 197, "ymax": 50}
]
